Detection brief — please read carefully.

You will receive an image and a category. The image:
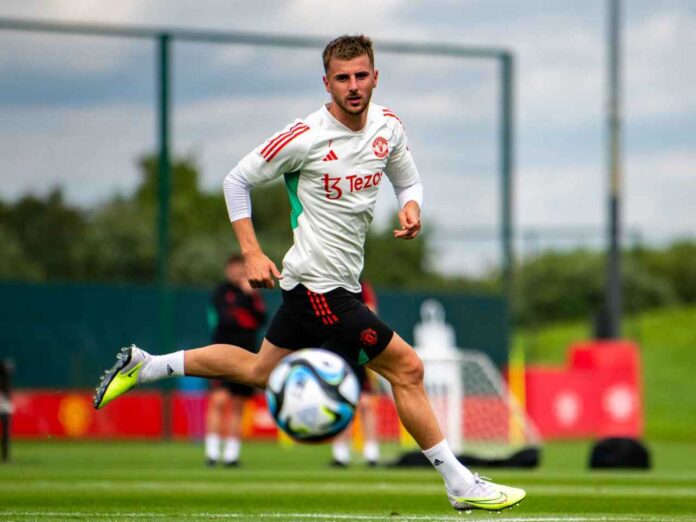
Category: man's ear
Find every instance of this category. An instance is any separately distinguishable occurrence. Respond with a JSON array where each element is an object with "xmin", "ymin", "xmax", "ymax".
[
  {"xmin": 322, "ymin": 75, "xmax": 330, "ymax": 93},
  {"xmin": 373, "ymin": 69, "xmax": 379, "ymax": 88}
]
